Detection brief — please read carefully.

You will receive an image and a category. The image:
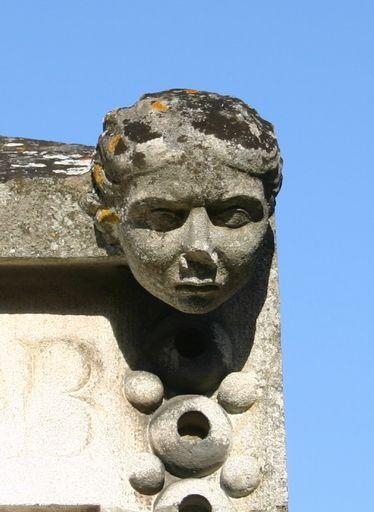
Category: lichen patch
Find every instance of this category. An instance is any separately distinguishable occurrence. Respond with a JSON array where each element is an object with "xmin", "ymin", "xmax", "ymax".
[
  {"xmin": 96, "ymin": 208, "xmax": 120, "ymax": 224},
  {"xmin": 92, "ymin": 163, "xmax": 106, "ymax": 184},
  {"xmin": 107, "ymin": 134, "xmax": 124, "ymax": 155},
  {"xmin": 122, "ymin": 120, "xmax": 161, "ymax": 143},
  {"xmin": 151, "ymin": 101, "xmax": 169, "ymax": 112}
]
